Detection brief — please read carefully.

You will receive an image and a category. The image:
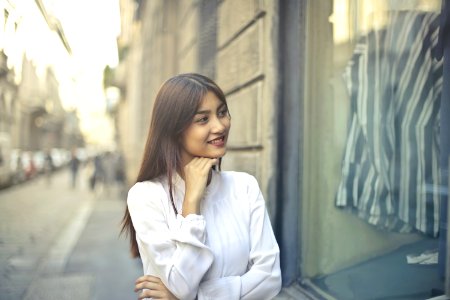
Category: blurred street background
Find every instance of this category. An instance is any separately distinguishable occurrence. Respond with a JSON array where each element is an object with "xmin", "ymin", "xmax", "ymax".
[
  {"xmin": 1, "ymin": 0, "xmax": 449, "ymax": 299},
  {"xmin": 0, "ymin": 1, "xmax": 145, "ymax": 298},
  {"xmin": 0, "ymin": 165, "xmax": 141, "ymax": 300}
]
